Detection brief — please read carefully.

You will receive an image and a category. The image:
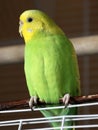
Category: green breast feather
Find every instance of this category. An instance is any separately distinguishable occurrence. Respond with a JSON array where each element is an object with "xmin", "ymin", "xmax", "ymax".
[
  {"xmin": 25, "ymin": 33, "xmax": 80, "ymax": 102},
  {"xmin": 24, "ymin": 33, "xmax": 80, "ymax": 129}
]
